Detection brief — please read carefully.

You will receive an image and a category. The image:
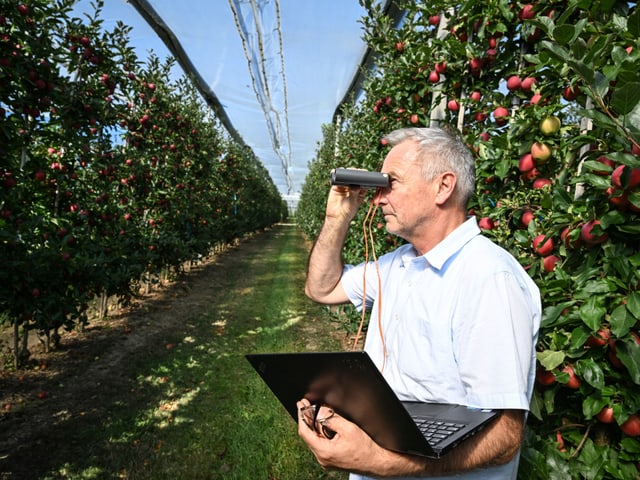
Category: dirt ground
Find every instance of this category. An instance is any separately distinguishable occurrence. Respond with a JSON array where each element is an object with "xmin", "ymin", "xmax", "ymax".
[{"xmin": 0, "ymin": 226, "xmax": 349, "ymax": 476}]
